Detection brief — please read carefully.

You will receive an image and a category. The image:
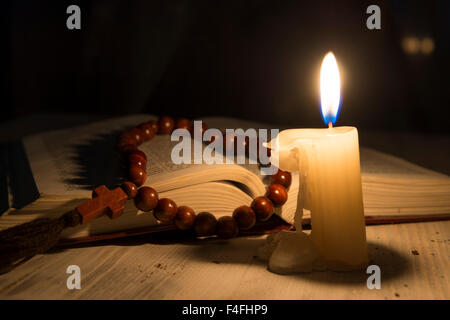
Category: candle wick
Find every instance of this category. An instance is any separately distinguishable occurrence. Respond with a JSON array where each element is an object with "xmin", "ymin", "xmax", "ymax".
[{"xmin": 328, "ymin": 122, "xmax": 333, "ymax": 129}]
